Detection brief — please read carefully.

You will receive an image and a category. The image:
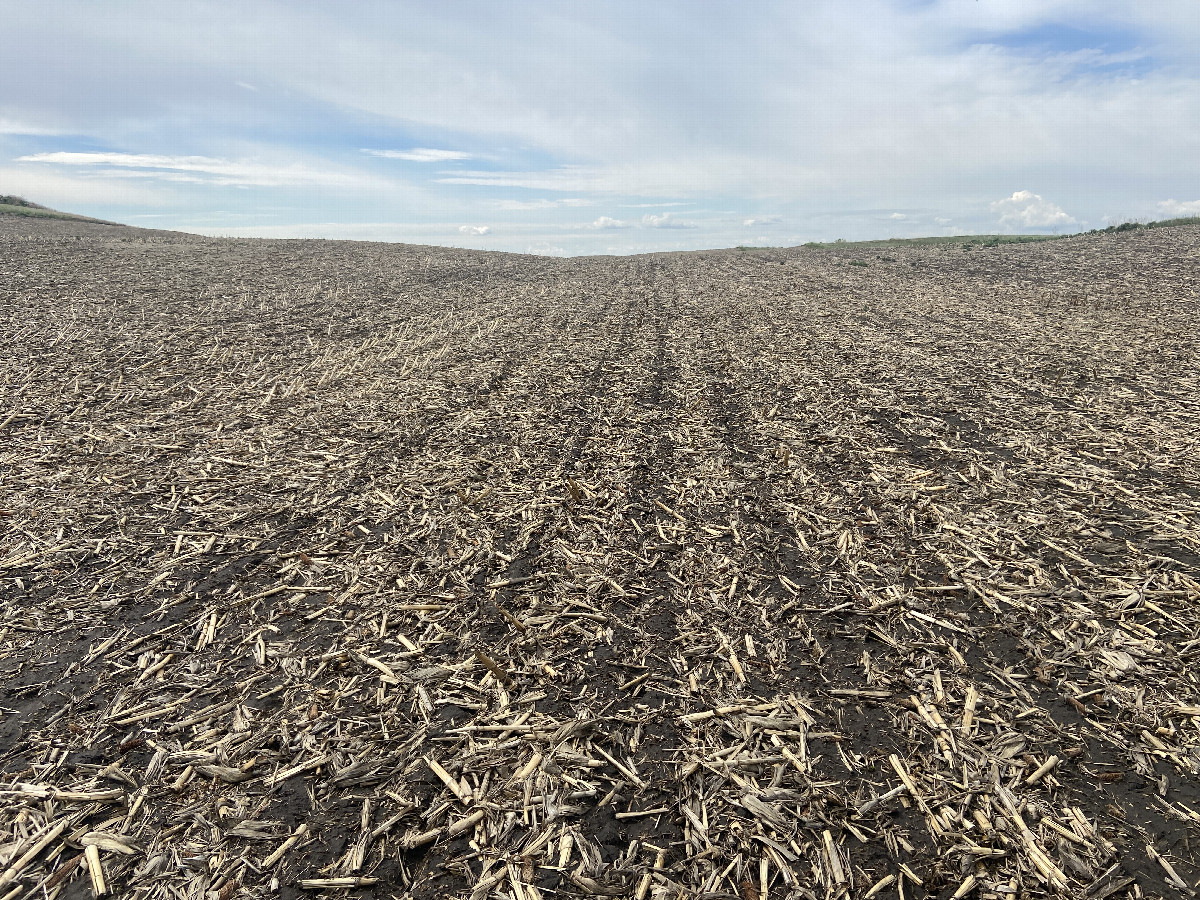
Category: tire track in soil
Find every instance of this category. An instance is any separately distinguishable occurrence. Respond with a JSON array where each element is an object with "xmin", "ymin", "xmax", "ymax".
[
  {"xmin": 501, "ymin": 264, "xmax": 695, "ymax": 892},
  {"xmin": 429, "ymin": 263, "xmax": 700, "ymax": 897},
  {"xmin": 406, "ymin": 274, "xmax": 692, "ymax": 898},
  {"xmin": 679, "ymin": 261, "xmax": 1200, "ymax": 897},
  {"xmin": 287, "ymin": 282, "xmax": 633, "ymax": 896},
  {"xmin": 680, "ymin": 287, "xmax": 941, "ymax": 896},
  {"xmin": 564, "ymin": 267, "xmax": 692, "ymax": 863},
  {"xmin": 678, "ymin": 269, "xmax": 1092, "ymax": 892}
]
